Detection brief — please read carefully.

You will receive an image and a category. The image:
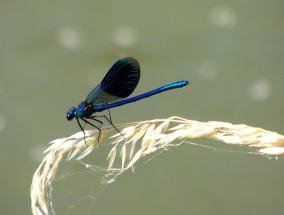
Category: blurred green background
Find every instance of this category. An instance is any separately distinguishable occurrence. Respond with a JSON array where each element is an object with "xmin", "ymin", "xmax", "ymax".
[{"xmin": 1, "ymin": 0, "xmax": 284, "ymax": 214}]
